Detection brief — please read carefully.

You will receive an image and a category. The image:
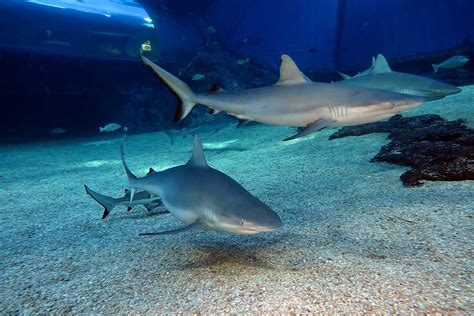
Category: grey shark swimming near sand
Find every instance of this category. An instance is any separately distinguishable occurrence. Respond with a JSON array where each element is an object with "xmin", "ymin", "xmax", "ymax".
[
  {"xmin": 338, "ymin": 54, "xmax": 461, "ymax": 100},
  {"xmin": 121, "ymin": 135, "xmax": 282, "ymax": 235},
  {"xmin": 141, "ymin": 53, "xmax": 426, "ymax": 140},
  {"xmin": 85, "ymin": 183, "xmax": 164, "ymax": 219}
]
